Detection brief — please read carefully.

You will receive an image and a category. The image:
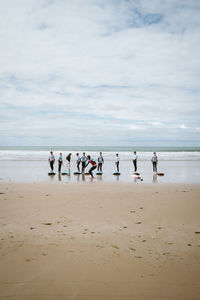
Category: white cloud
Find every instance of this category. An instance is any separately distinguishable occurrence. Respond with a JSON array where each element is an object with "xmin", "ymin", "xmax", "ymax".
[{"xmin": 0, "ymin": 0, "xmax": 200, "ymax": 145}]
